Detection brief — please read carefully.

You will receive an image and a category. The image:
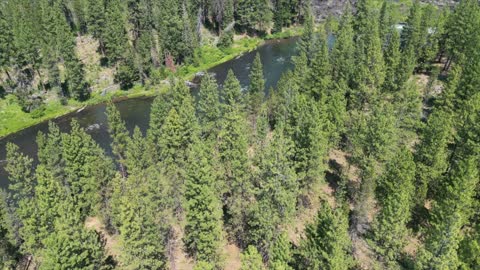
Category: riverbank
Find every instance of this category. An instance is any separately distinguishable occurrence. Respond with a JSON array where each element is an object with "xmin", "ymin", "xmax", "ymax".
[{"xmin": 0, "ymin": 27, "xmax": 303, "ymax": 139}]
